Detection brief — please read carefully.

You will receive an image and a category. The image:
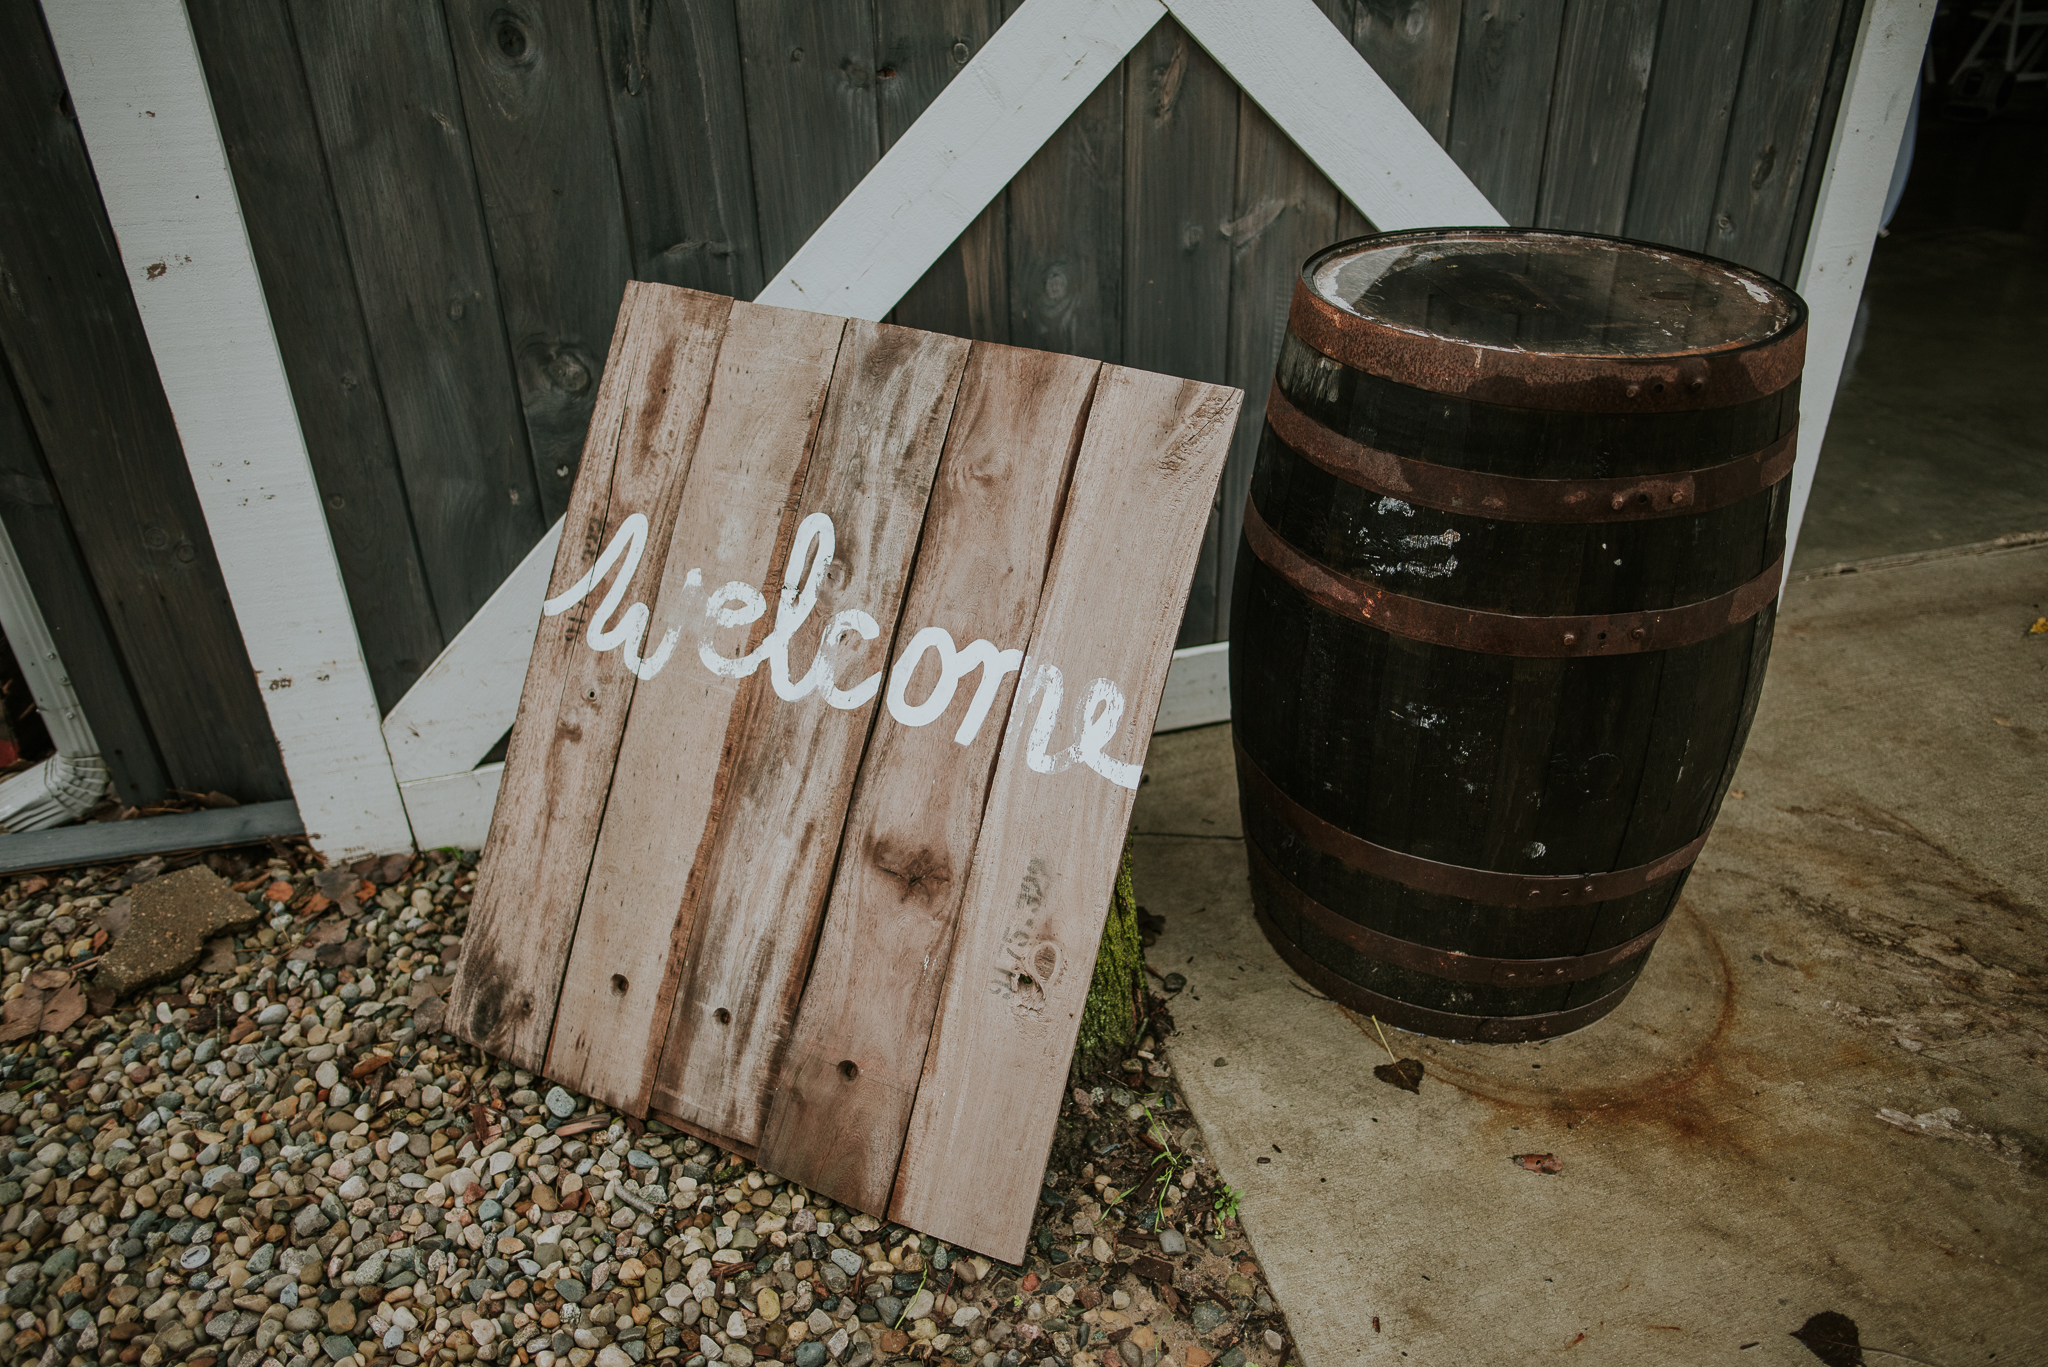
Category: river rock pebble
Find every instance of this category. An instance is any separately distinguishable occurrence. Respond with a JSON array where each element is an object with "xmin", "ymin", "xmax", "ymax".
[{"xmin": 0, "ymin": 847, "xmax": 1297, "ymax": 1367}]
